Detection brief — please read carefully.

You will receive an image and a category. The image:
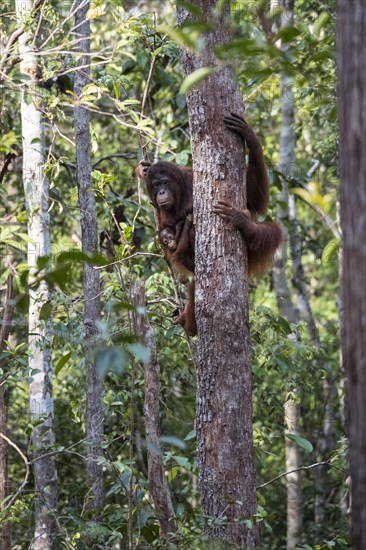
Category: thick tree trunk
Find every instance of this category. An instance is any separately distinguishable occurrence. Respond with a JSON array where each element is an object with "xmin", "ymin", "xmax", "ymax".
[
  {"xmin": 131, "ymin": 283, "xmax": 177, "ymax": 542},
  {"xmin": 74, "ymin": 0, "xmax": 104, "ymax": 513},
  {"xmin": 178, "ymin": 2, "xmax": 258, "ymax": 547},
  {"xmin": 337, "ymin": 1, "xmax": 366, "ymax": 547},
  {"xmin": 16, "ymin": 1, "xmax": 58, "ymax": 546}
]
